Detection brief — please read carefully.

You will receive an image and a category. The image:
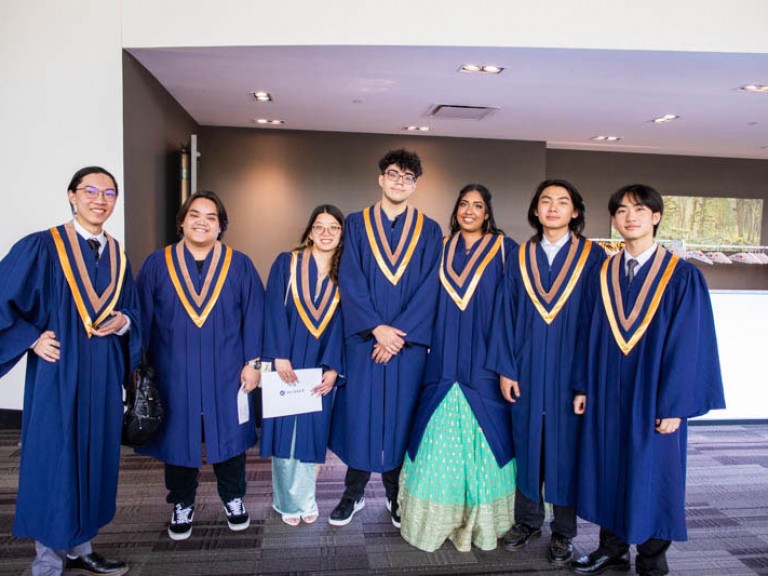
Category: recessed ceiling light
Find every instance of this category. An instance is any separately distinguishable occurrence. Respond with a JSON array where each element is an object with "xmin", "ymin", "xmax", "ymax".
[
  {"xmin": 591, "ymin": 135, "xmax": 622, "ymax": 142},
  {"xmin": 403, "ymin": 125, "xmax": 431, "ymax": 132},
  {"xmin": 739, "ymin": 84, "xmax": 768, "ymax": 93},
  {"xmin": 251, "ymin": 91, "xmax": 273, "ymax": 102},
  {"xmin": 651, "ymin": 114, "xmax": 680, "ymax": 124},
  {"xmin": 459, "ymin": 64, "xmax": 504, "ymax": 74},
  {"xmin": 254, "ymin": 118, "xmax": 284, "ymax": 126}
]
